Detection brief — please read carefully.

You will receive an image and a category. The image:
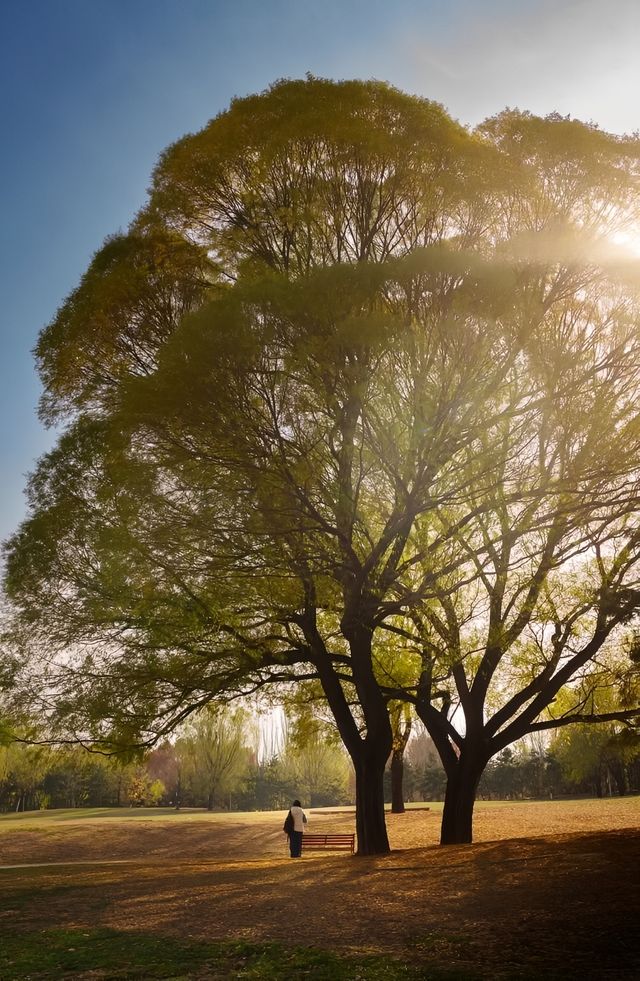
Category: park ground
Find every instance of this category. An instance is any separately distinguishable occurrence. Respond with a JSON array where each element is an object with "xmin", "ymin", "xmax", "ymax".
[{"xmin": 0, "ymin": 798, "xmax": 638, "ymax": 979}]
